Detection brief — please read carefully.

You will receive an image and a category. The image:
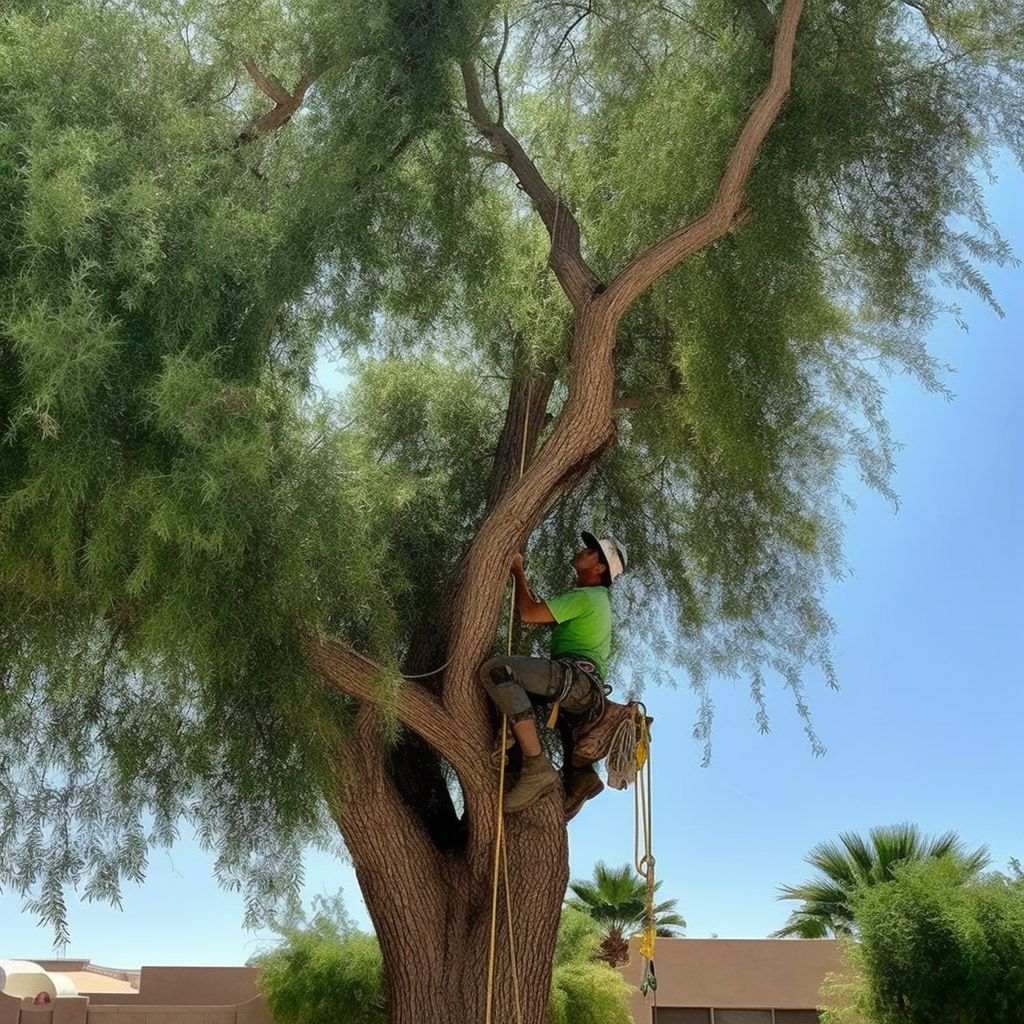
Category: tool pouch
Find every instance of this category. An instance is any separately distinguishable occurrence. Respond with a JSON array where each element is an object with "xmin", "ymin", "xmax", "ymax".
[{"xmin": 571, "ymin": 697, "xmax": 636, "ymax": 767}]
